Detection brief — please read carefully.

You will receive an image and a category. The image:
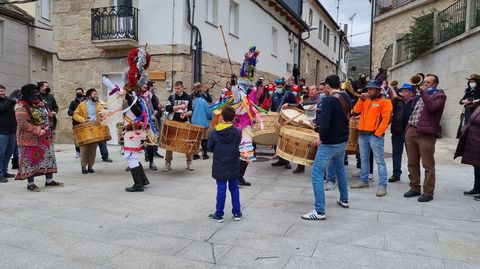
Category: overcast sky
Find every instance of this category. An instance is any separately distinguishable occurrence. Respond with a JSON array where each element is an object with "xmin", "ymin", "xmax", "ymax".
[{"xmin": 320, "ymin": 0, "xmax": 372, "ymax": 47}]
